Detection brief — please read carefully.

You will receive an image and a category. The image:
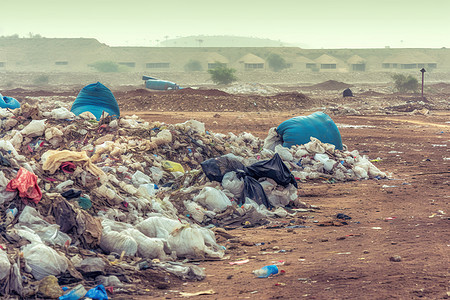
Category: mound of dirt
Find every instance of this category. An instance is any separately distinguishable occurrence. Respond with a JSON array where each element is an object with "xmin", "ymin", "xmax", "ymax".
[
  {"xmin": 177, "ymin": 87, "xmax": 230, "ymax": 96},
  {"xmin": 307, "ymin": 80, "xmax": 353, "ymax": 90},
  {"xmin": 115, "ymin": 89, "xmax": 317, "ymax": 112},
  {"xmin": 359, "ymin": 90, "xmax": 385, "ymax": 96}
]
